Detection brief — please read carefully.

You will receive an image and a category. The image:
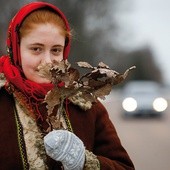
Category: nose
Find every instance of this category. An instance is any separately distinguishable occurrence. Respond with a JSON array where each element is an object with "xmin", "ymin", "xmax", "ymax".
[{"xmin": 43, "ymin": 52, "xmax": 53, "ymax": 64}]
